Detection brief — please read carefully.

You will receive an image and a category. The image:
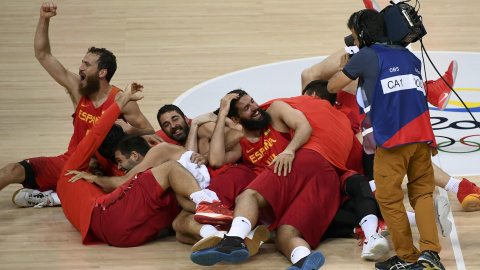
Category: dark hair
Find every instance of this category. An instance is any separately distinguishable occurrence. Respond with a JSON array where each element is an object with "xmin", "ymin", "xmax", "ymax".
[
  {"xmin": 303, "ymin": 80, "xmax": 337, "ymax": 106},
  {"xmin": 226, "ymin": 89, "xmax": 248, "ymax": 118},
  {"xmin": 98, "ymin": 124, "xmax": 126, "ymax": 162},
  {"xmin": 156, "ymin": 104, "xmax": 186, "ymax": 130},
  {"xmin": 87, "ymin": 47, "xmax": 117, "ymax": 82},
  {"xmin": 347, "ymin": 9, "xmax": 385, "ymax": 47},
  {"xmin": 114, "ymin": 134, "xmax": 150, "ymax": 158}
]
